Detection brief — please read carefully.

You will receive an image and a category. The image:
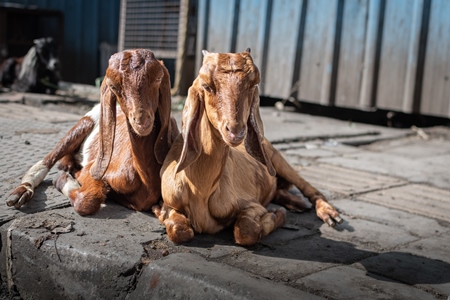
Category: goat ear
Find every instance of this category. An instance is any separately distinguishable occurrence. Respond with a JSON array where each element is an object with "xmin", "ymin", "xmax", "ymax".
[
  {"xmin": 154, "ymin": 61, "xmax": 172, "ymax": 164},
  {"xmin": 175, "ymin": 82, "xmax": 204, "ymax": 173},
  {"xmin": 245, "ymin": 88, "xmax": 276, "ymax": 176},
  {"xmin": 90, "ymin": 80, "xmax": 116, "ymax": 180}
]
